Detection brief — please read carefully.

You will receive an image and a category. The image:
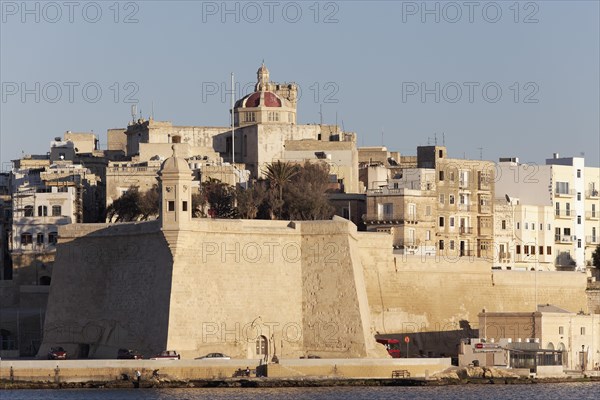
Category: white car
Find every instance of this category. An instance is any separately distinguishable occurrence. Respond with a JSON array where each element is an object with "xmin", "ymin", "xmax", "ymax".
[{"xmin": 195, "ymin": 352, "xmax": 231, "ymax": 360}]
